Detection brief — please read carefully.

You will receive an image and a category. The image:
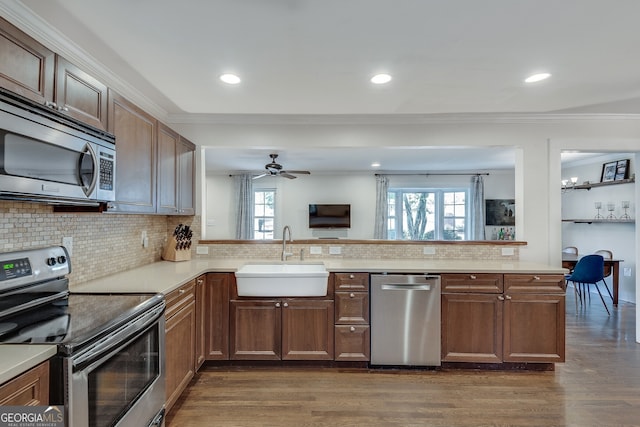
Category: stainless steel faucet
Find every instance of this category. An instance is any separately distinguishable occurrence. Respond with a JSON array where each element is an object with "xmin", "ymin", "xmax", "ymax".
[{"xmin": 281, "ymin": 225, "xmax": 293, "ymax": 261}]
